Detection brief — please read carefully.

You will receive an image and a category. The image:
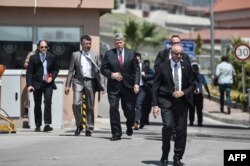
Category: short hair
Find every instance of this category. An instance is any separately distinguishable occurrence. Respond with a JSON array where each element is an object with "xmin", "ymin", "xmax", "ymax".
[
  {"xmin": 170, "ymin": 35, "xmax": 181, "ymax": 44},
  {"xmin": 192, "ymin": 64, "xmax": 199, "ymax": 70},
  {"xmin": 81, "ymin": 35, "xmax": 92, "ymax": 42},
  {"xmin": 37, "ymin": 40, "xmax": 49, "ymax": 46},
  {"xmin": 221, "ymin": 56, "xmax": 228, "ymax": 62},
  {"xmin": 134, "ymin": 52, "xmax": 141, "ymax": 59},
  {"xmin": 143, "ymin": 59, "xmax": 150, "ymax": 64},
  {"xmin": 114, "ymin": 33, "xmax": 124, "ymax": 40}
]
